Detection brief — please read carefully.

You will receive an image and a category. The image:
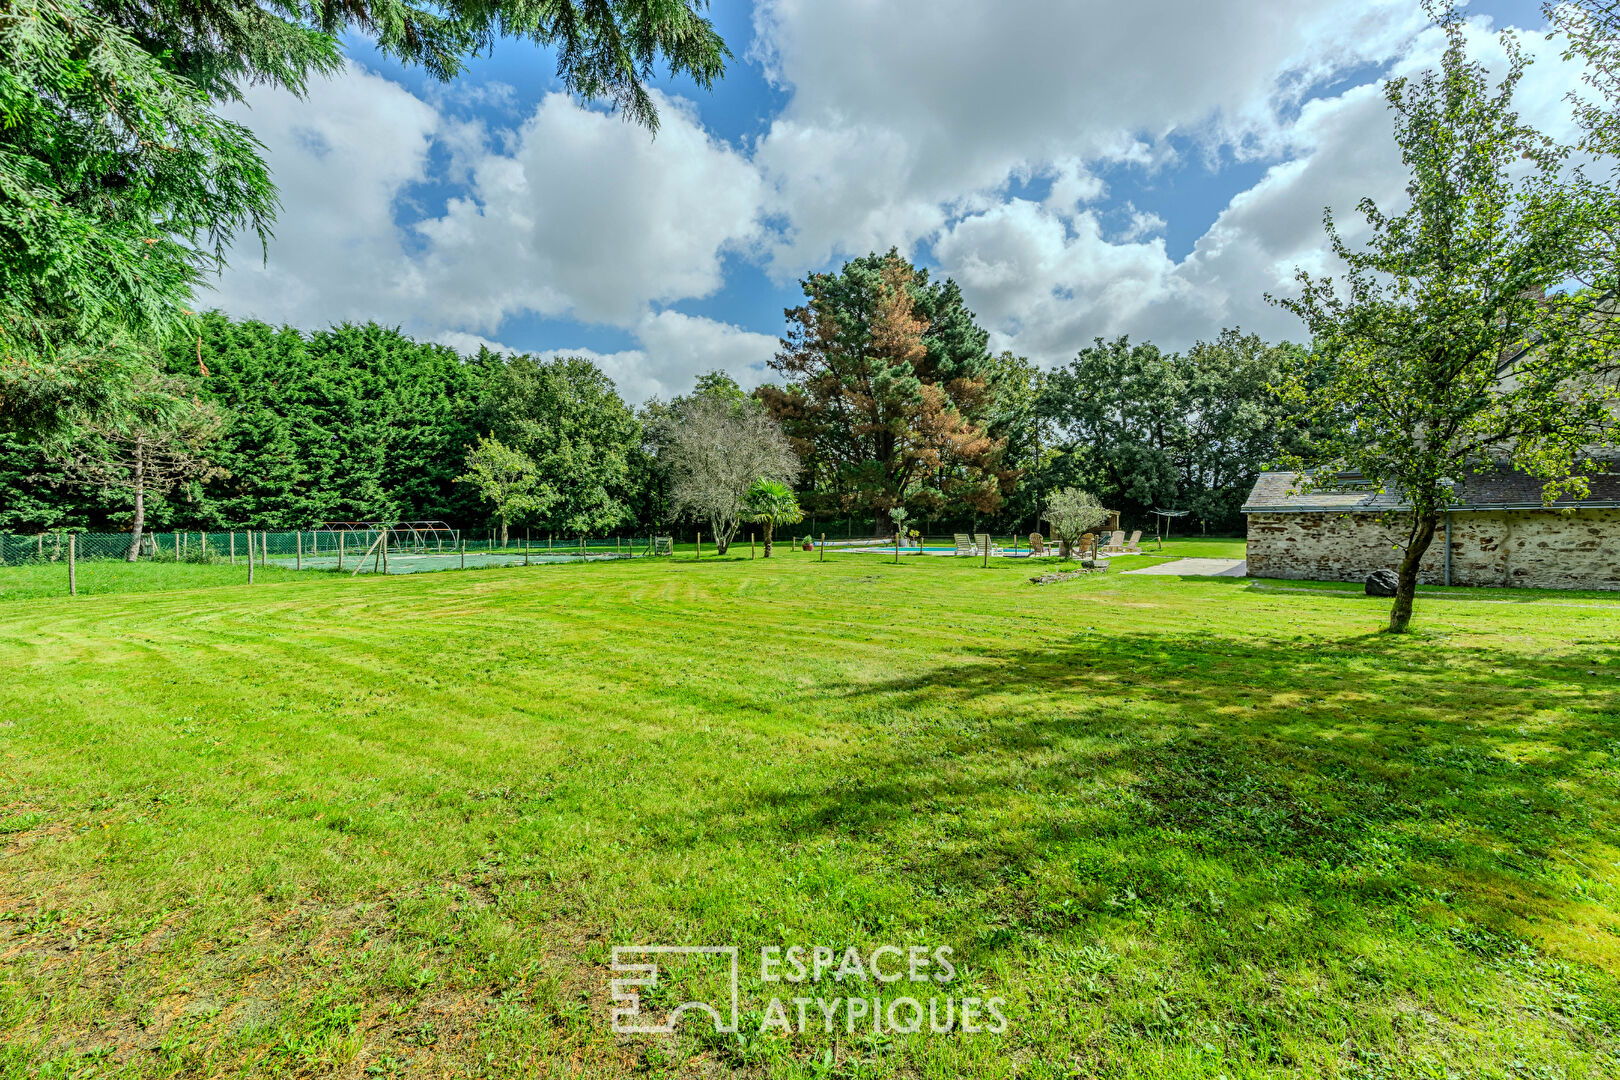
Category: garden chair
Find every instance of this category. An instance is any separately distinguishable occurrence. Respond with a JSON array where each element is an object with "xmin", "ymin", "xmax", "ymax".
[
  {"xmin": 974, "ymin": 533, "xmax": 1001, "ymax": 558},
  {"xmin": 954, "ymin": 533, "xmax": 974, "ymax": 556},
  {"xmin": 1101, "ymin": 530, "xmax": 1126, "ymax": 554},
  {"xmin": 1028, "ymin": 533, "xmax": 1048, "ymax": 556},
  {"xmin": 1123, "ymin": 530, "xmax": 1142, "ymax": 553}
]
